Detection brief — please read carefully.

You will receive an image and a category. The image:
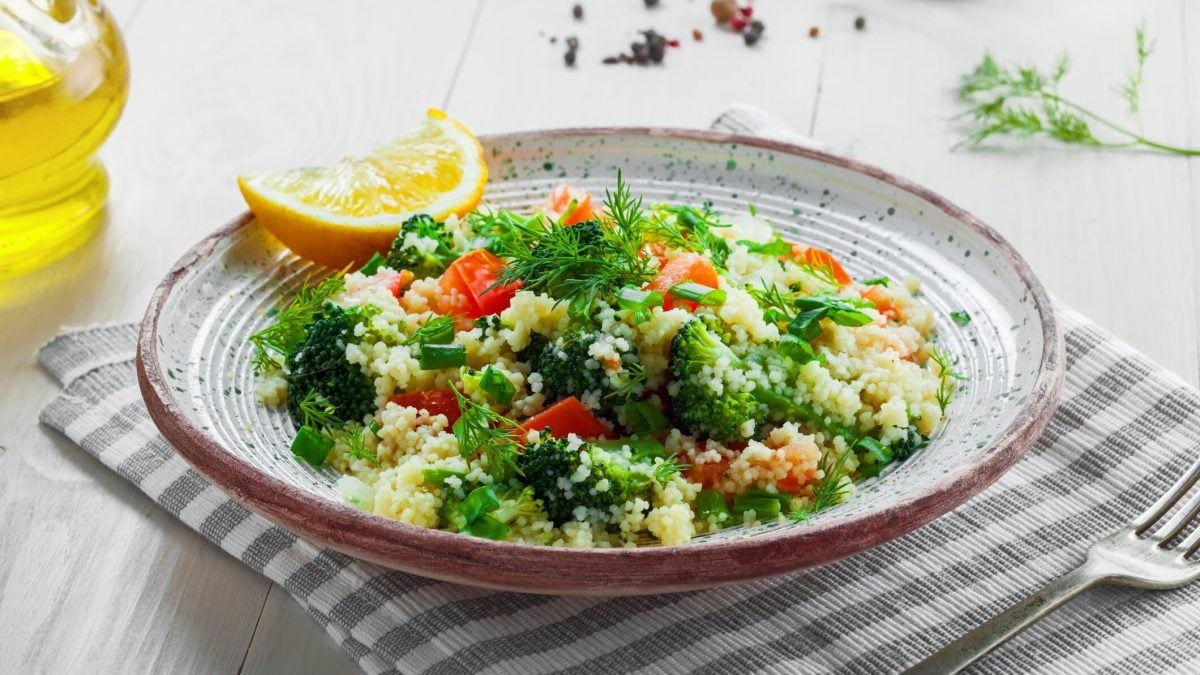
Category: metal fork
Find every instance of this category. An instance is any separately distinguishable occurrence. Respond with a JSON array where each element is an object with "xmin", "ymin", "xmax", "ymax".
[{"xmin": 908, "ymin": 456, "xmax": 1200, "ymax": 674}]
